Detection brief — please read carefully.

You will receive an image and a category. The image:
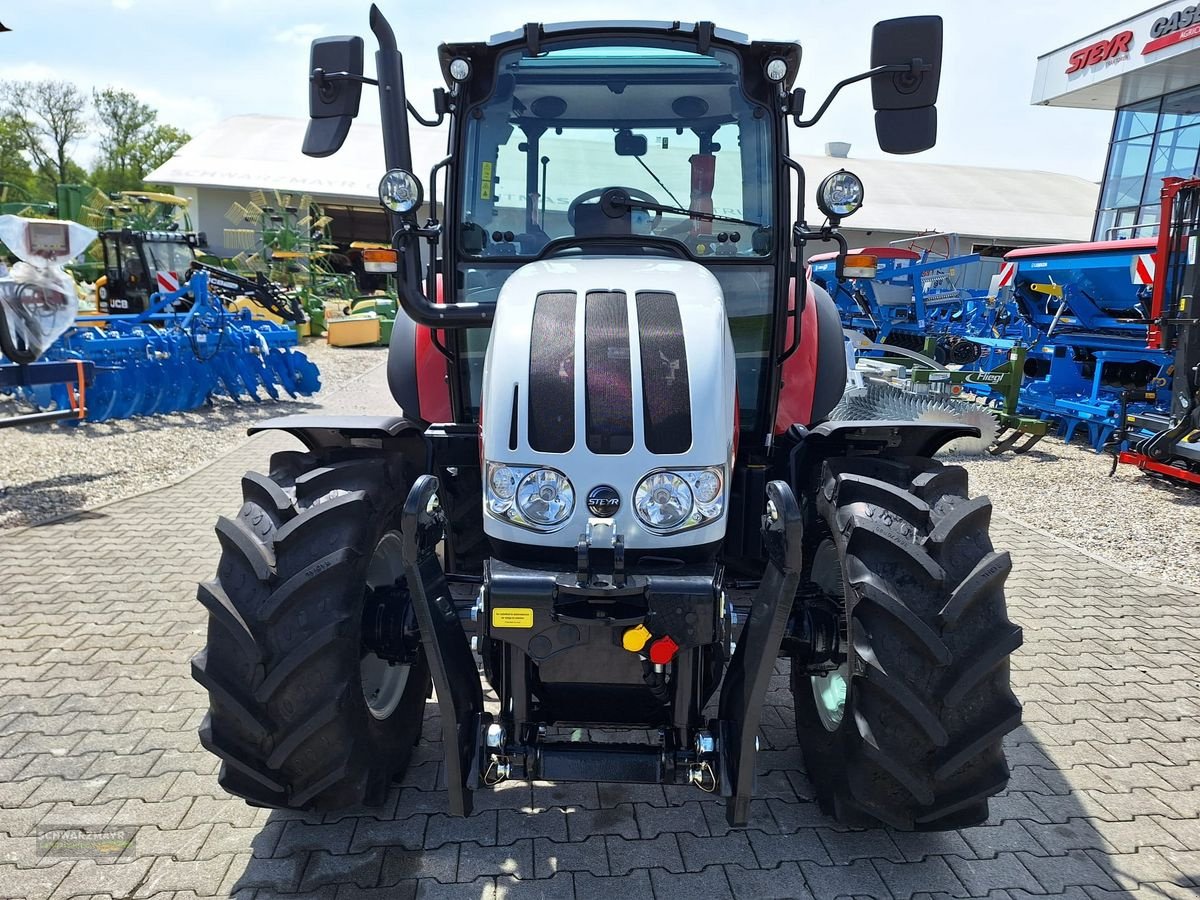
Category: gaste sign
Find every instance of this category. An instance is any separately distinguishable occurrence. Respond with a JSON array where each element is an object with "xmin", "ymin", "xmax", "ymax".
[
  {"xmin": 1066, "ymin": 31, "xmax": 1133, "ymax": 72},
  {"xmin": 1144, "ymin": 5, "xmax": 1200, "ymax": 54}
]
